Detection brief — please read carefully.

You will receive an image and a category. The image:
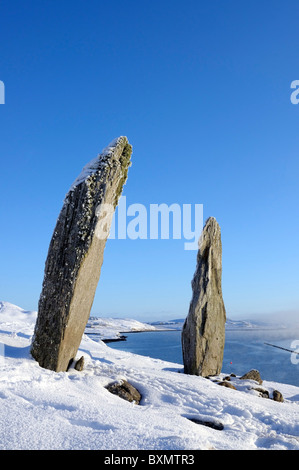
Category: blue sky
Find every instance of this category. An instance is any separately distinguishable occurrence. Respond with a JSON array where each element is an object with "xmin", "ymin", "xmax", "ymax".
[{"xmin": 0, "ymin": 0, "xmax": 299, "ymax": 322}]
